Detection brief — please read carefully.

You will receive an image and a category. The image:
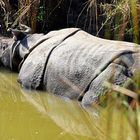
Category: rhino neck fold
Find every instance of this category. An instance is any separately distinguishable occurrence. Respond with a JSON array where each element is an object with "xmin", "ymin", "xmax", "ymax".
[
  {"xmin": 10, "ymin": 34, "xmax": 44, "ymax": 71},
  {"xmin": 10, "ymin": 35, "xmax": 30, "ymax": 71},
  {"xmin": 38, "ymin": 29, "xmax": 81, "ymax": 90},
  {"xmin": 10, "ymin": 40, "xmax": 21, "ymax": 71}
]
